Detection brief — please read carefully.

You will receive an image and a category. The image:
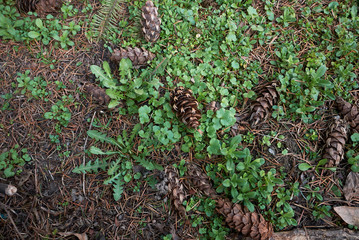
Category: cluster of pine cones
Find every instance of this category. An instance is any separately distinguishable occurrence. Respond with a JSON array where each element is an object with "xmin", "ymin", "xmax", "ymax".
[
  {"xmin": 110, "ymin": 1, "xmax": 161, "ymax": 68},
  {"xmin": 166, "ymin": 164, "xmax": 274, "ymax": 240},
  {"xmin": 320, "ymin": 97, "xmax": 359, "ymax": 175}
]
